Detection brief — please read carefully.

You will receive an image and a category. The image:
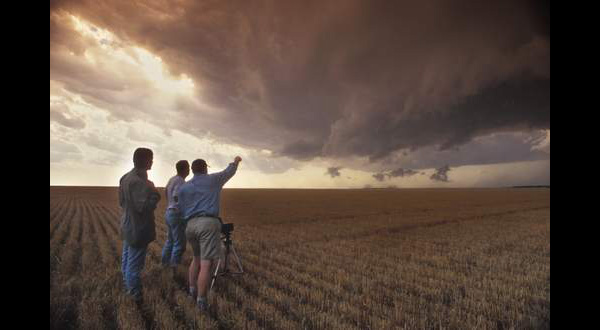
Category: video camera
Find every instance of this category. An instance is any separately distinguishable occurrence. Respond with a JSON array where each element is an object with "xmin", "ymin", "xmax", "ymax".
[
  {"xmin": 221, "ymin": 223, "xmax": 234, "ymax": 235},
  {"xmin": 210, "ymin": 221, "xmax": 243, "ymax": 292}
]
